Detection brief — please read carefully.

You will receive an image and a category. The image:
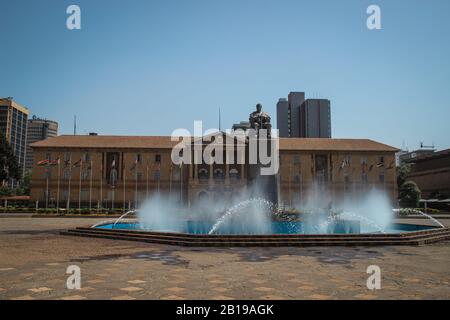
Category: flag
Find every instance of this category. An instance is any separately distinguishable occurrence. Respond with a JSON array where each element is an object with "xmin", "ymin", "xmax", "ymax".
[
  {"xmin": 340, "ymin": 158, "xmax": 350, "ymax": 170},
  {"xmin": 385, "ymin": 160, "xmax": 394, "ymax": 169},
  {"xmin": 73, "ymin": 158, "xmax": 82, "ymax": 167},
  {"xmin": 130, "ymin": 158, "xmax": 138, "ymax": 171},
  {"xmin": 111, "ymin": 159, "xmax": 116, "ymax": 168},
  {"xmin": 49, "ymin": 158, "xmax": 60, "ymax": 166},
  {"xmin": 369, "ymin": 164, "xmax": 374, "ymax": 172},
  {"xmin": 37, "ymin": 159, "xmax": 50, "ymax": 166},
  {"xmin": 376, "ymin": 162, "xmax": 384, "ymax": 168}
]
